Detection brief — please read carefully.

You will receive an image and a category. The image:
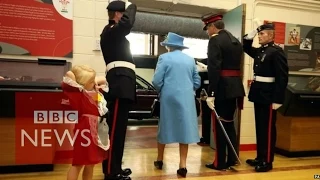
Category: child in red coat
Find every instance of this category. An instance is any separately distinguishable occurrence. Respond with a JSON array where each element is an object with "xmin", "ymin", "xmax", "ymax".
[{"xmin": 62, "ymin": 65, "xmax": 109, "ymax": 180}]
